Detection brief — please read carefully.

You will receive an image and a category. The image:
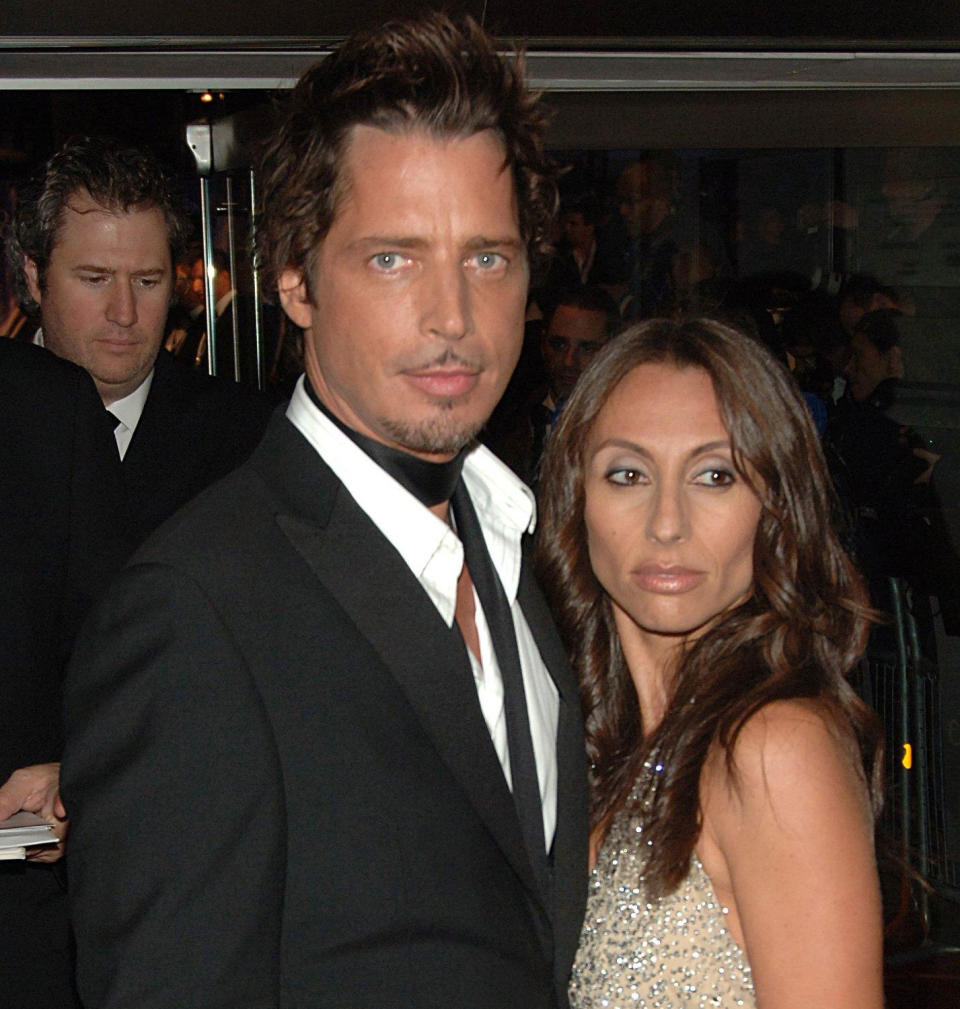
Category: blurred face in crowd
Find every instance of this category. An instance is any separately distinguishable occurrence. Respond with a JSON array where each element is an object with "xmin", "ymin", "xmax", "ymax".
[
  {"xmin": 845, "ymin": 330, "xmax": 902, "ymax": 403},
  {"xmin": 561, "ymin": 210, "xmax": 594, "ymax": 255},
  {"xmin": 755, "ymin": 206, "xmax": 785, "ymax": 245},
  {"xmin": 583, "ymin": 362, "xmax": 761, "ymax": 665},
  {"xmin": 25, "ymin": 190, "xmax": 172, "ymax": 405},
  {"xmin": 618, "ymin": 161, "xmax": 674, "ymax": 239},
  {"xmin": 279, "ymin": 126, "xmax": 528, "ymax": 461},
  {"xmin": 189, "ymin": 256, "xmax": 231, "ymax": 305},
  {"xmin": 838, "ymin": 291, "xmax": 898, "ymax": 337},
  {"xmin": 189, "ymin": 257, "xmax": 206, "ymax": 300},
  {"xmin": 541, "ymin": 303, "xmax": 609, "ymax": 403}
]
